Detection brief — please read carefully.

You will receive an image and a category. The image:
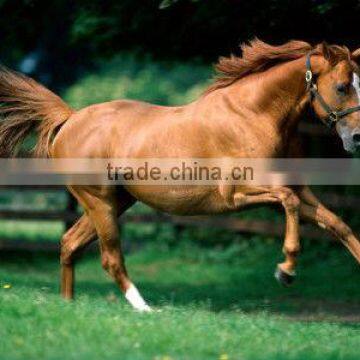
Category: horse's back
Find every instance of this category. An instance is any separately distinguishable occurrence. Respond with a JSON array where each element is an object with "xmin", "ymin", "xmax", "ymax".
[{"xmin": 51, "ymin": 99, "xmax": 188, "ymax": 158}]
